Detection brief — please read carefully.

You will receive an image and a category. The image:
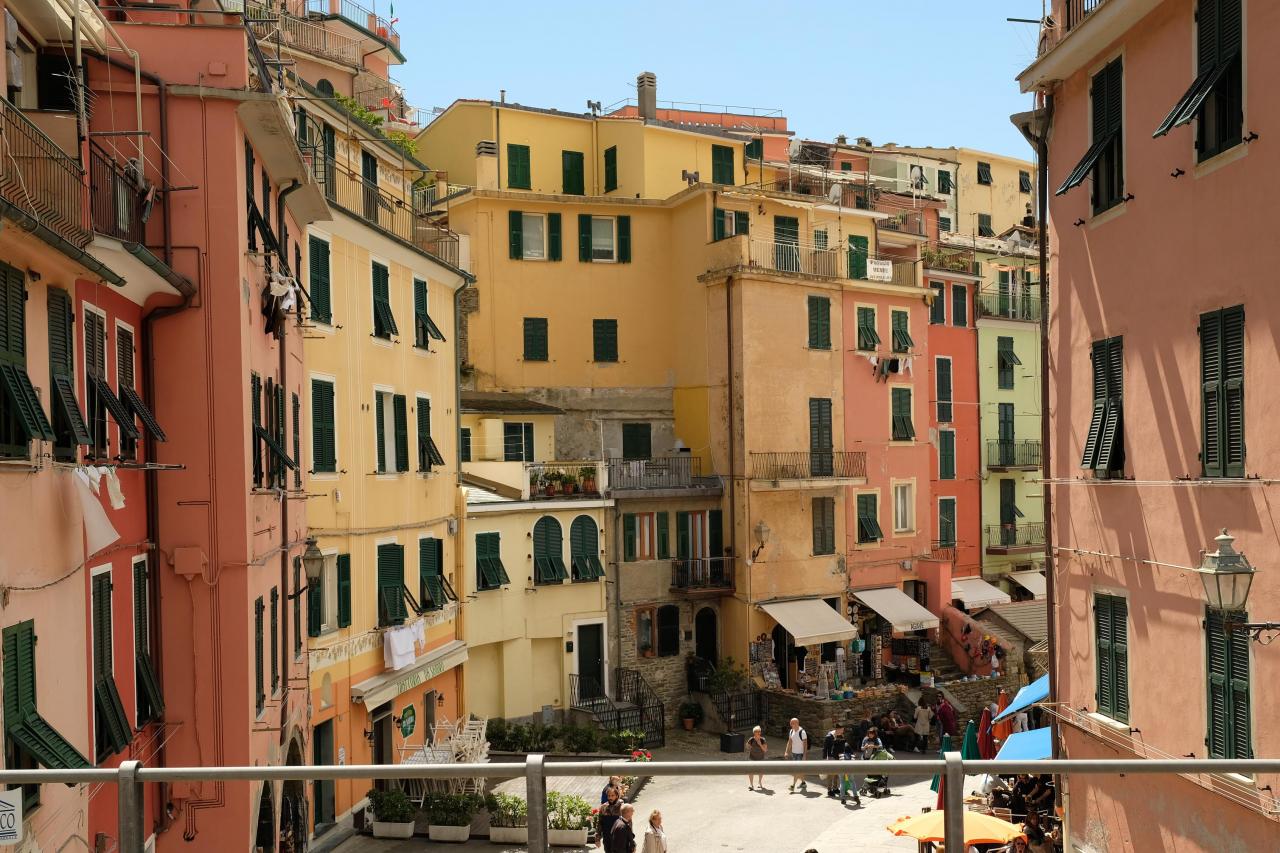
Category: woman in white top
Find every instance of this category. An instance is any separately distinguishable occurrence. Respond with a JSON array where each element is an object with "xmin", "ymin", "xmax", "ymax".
[{"xmin": 641, "ymin": 809, "xmax": 668, "ymax": 853}]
